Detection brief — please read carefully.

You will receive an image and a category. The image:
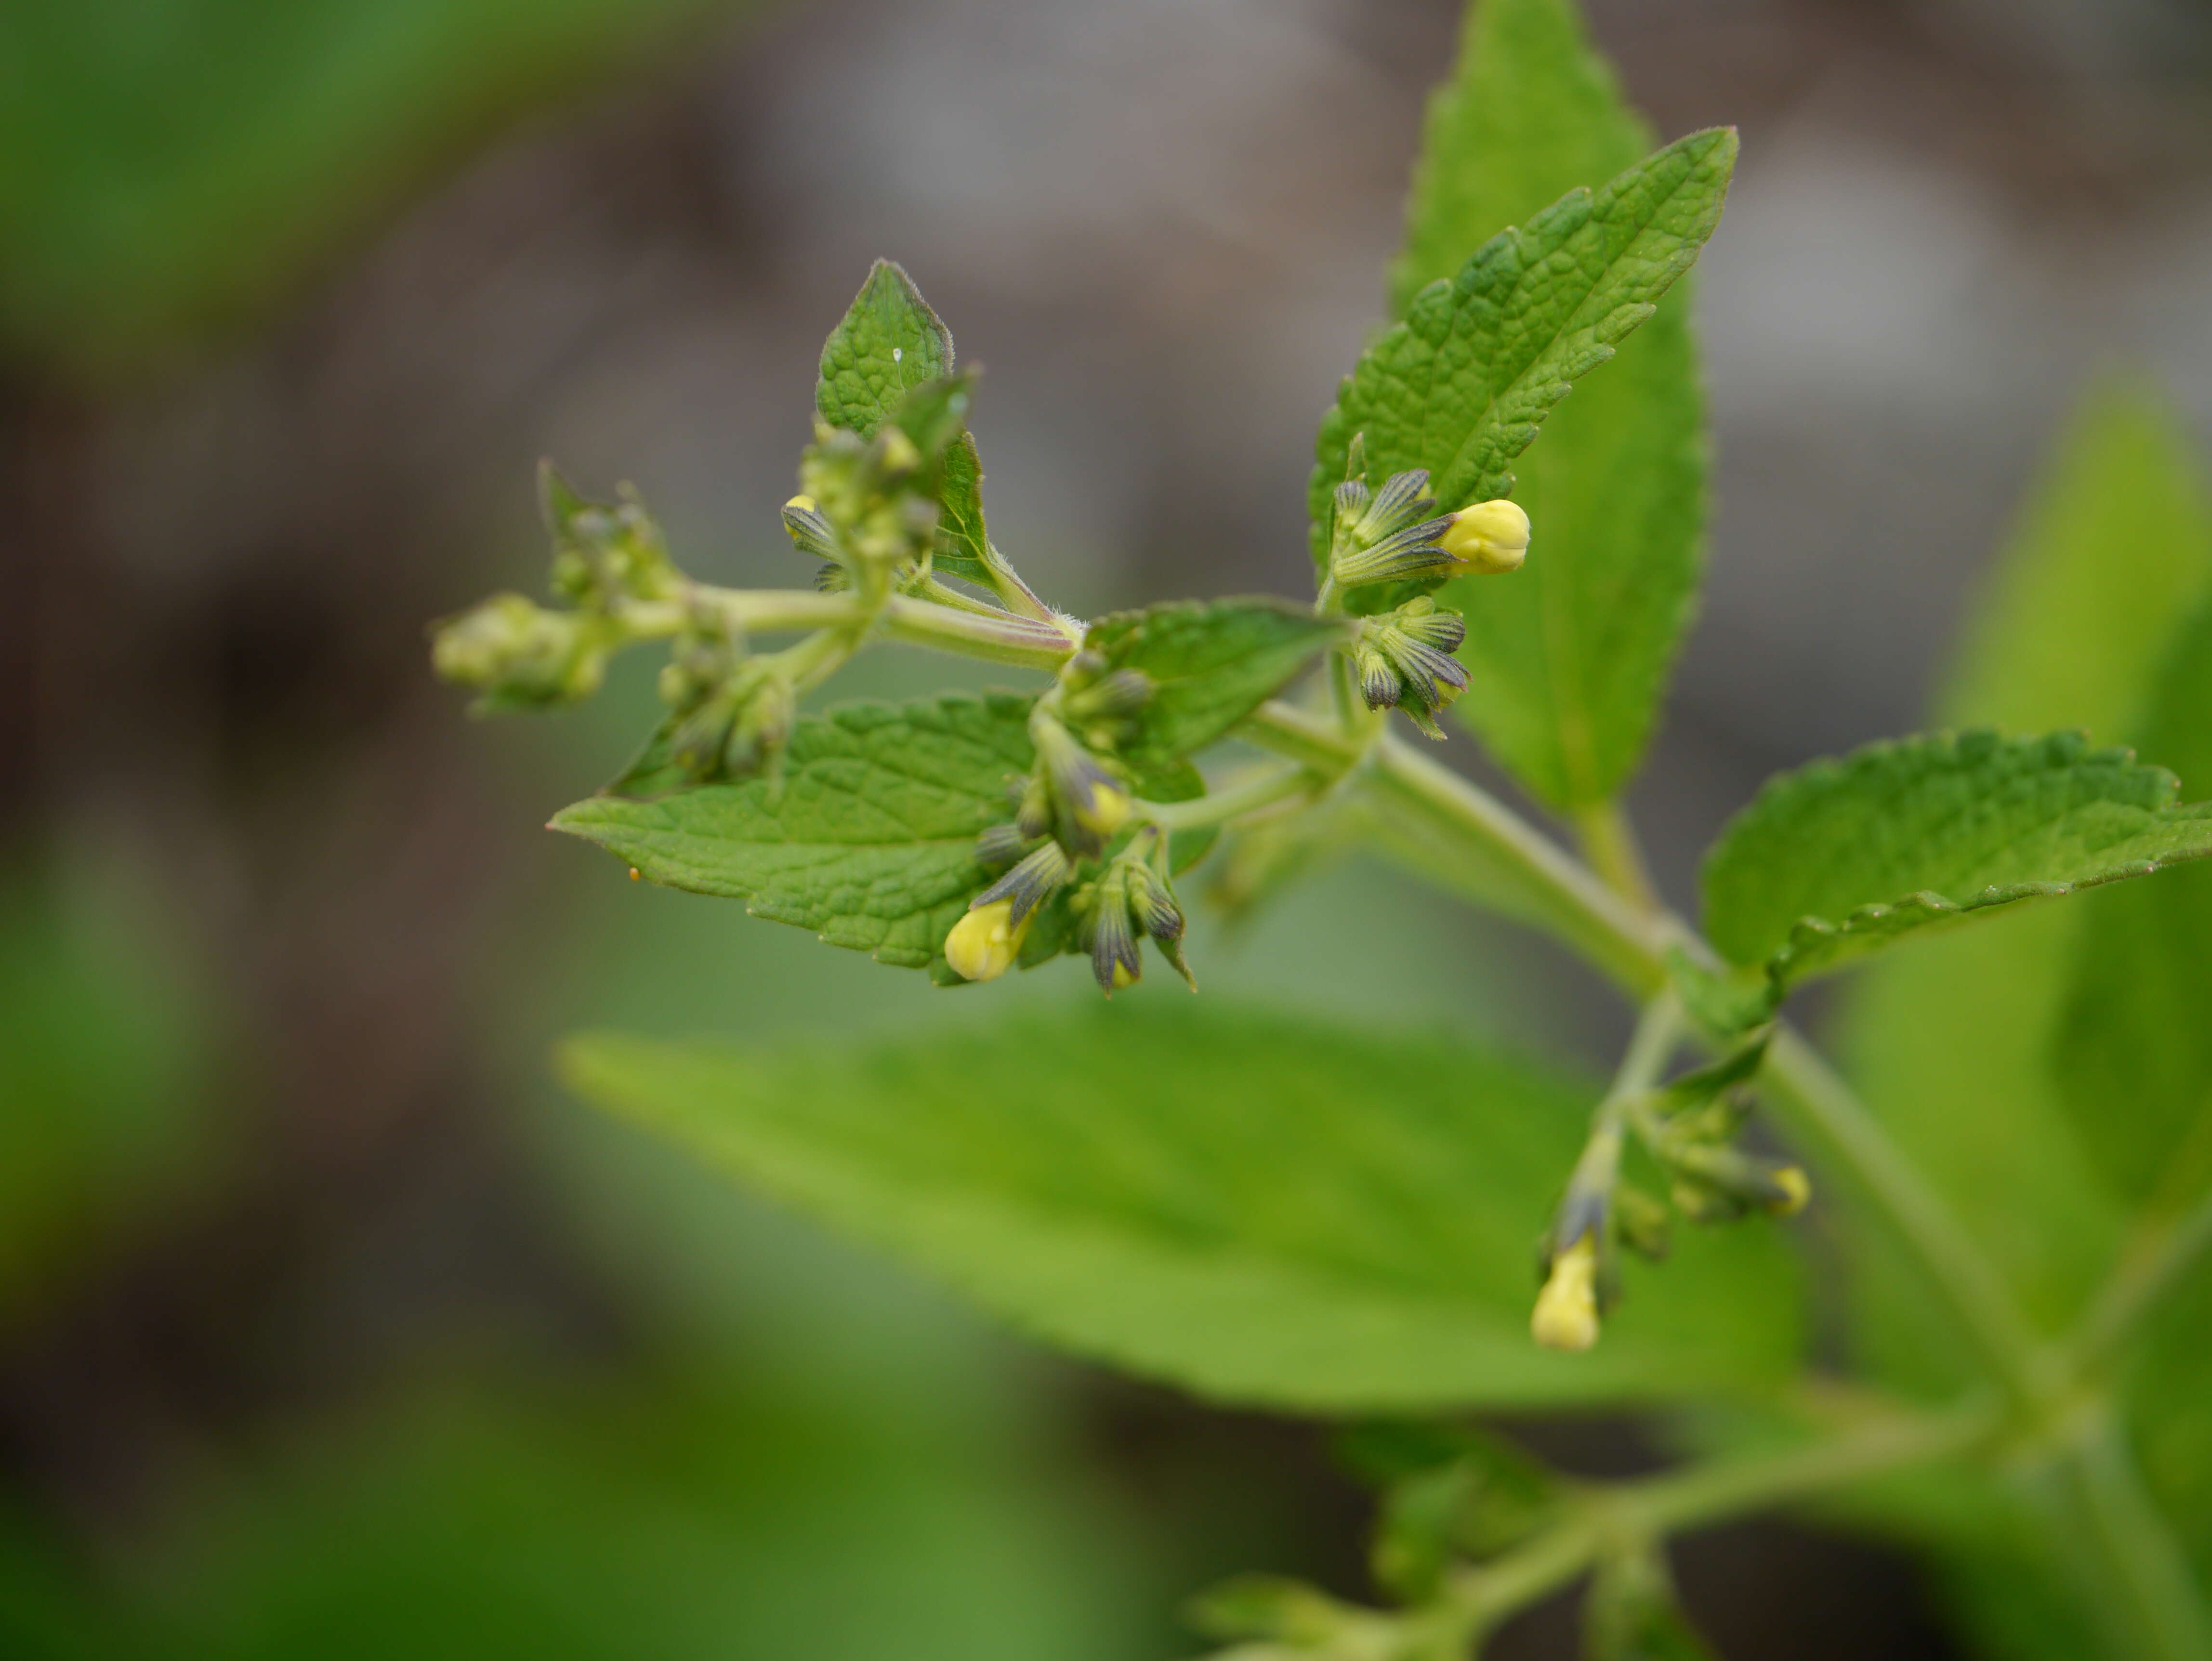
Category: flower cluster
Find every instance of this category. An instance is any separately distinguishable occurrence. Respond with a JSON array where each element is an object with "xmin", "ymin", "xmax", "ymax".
[
  {"xmin": 1352, "ymin": 596, "xmax": 1471, "ymax": 738},
  {"xmin": 1324, "ymin": 457, "xmax": 1530, "ymax": 597}
]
